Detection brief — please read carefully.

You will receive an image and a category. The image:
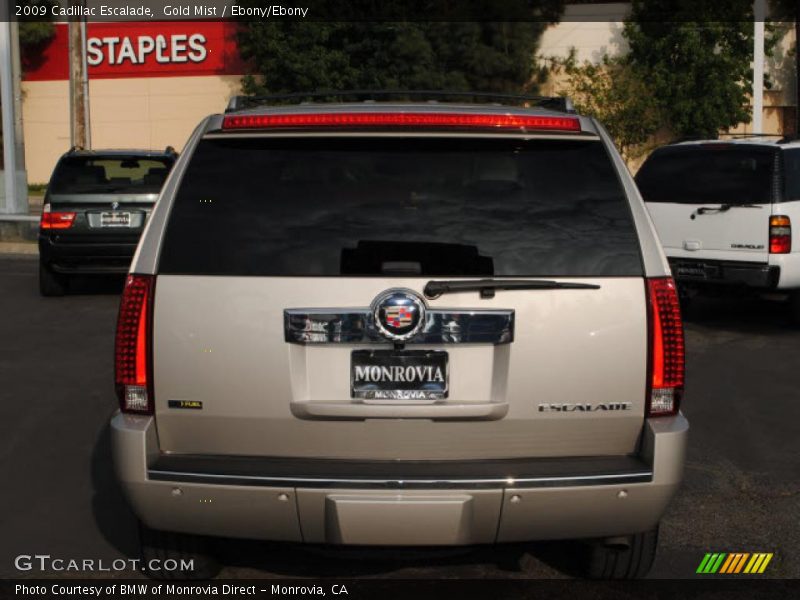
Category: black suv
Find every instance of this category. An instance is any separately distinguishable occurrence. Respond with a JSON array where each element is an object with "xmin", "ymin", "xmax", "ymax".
[{"xmin": 38, "ymin": 148, "xmax": 176, "ymax": 296}]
